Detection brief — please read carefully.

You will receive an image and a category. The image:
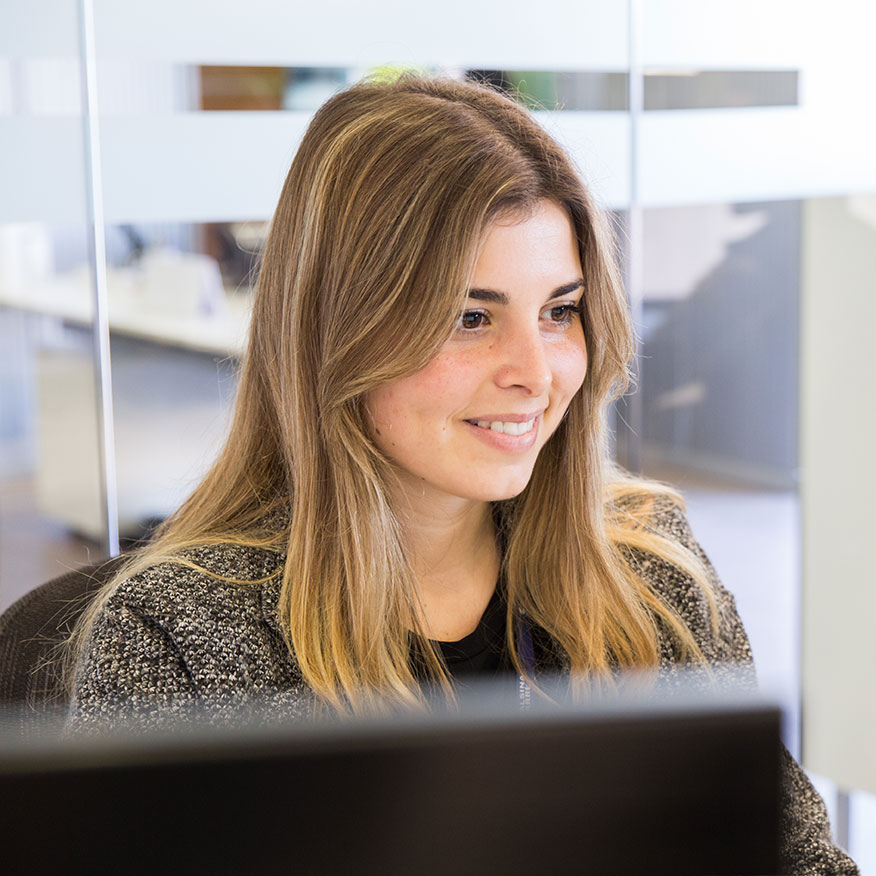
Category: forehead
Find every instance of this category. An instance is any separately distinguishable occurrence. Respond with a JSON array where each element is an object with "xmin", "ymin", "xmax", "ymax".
[{"xmin": 472, "ymin": 201, "xmax": 581, "ymax": 290}]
